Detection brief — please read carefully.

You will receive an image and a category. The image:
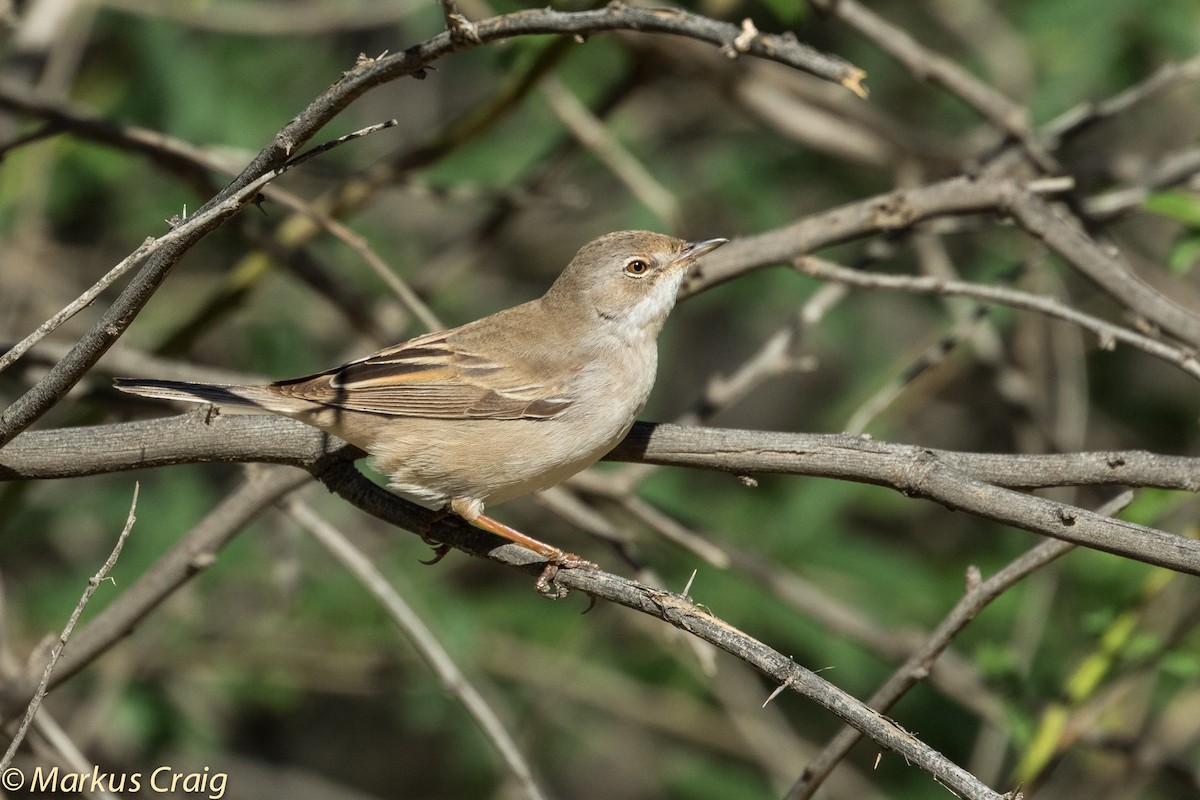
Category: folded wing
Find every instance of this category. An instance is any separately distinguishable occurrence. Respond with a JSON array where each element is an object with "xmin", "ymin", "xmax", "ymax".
[{"xmin": 271, "ymin": 330, "xmax": 574, "ymax": 420}]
